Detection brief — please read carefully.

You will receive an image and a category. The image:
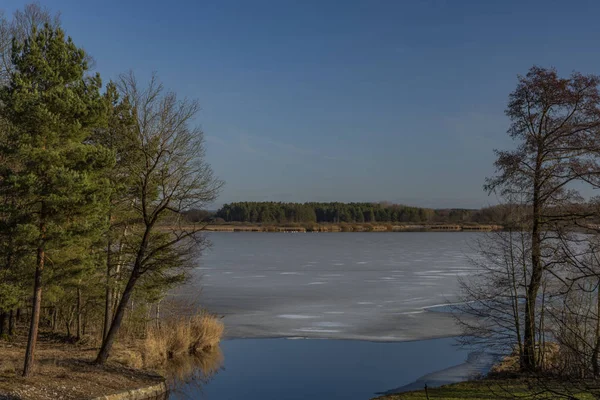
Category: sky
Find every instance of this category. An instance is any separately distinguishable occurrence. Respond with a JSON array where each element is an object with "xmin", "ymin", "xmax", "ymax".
[{"xmin": 3, "ymin": 0, "xmax": 600, "ymax": 209}]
